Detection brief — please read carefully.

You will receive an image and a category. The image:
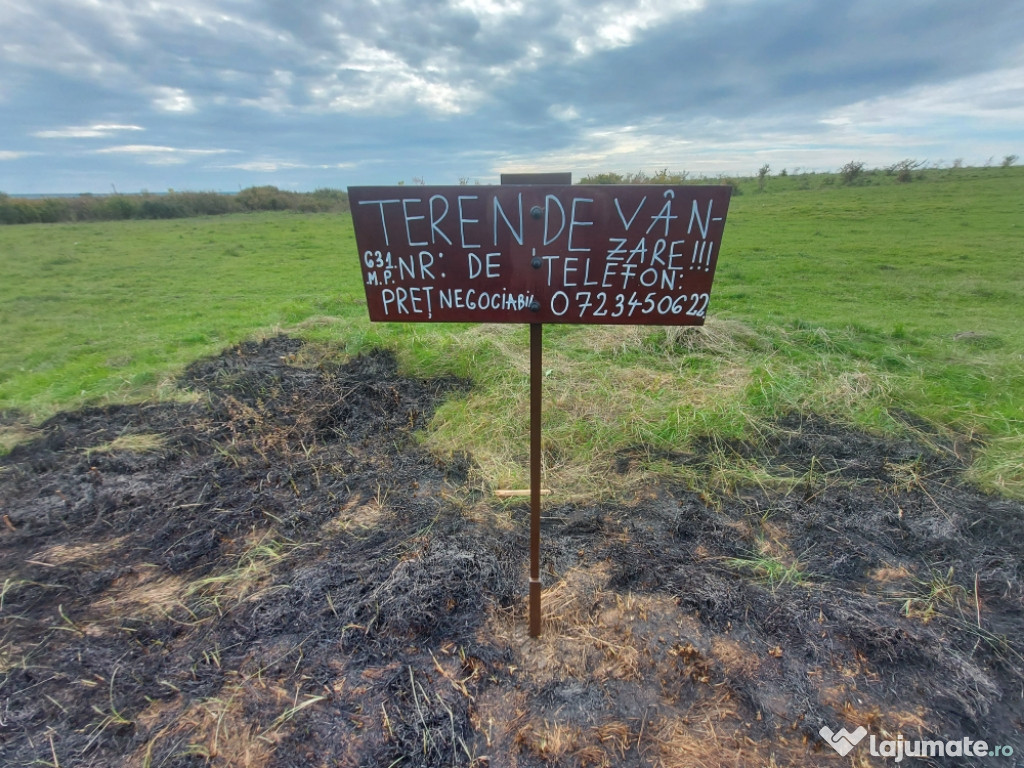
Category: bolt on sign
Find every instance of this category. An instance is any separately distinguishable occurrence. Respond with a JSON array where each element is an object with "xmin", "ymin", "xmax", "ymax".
[
  {"xmin": 349, "ymin": 184, "xmax": 731, "ymax": 326},
  {"xmin": 349, "ymin": 180, "xmax": 732, "ymax": 637}
]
